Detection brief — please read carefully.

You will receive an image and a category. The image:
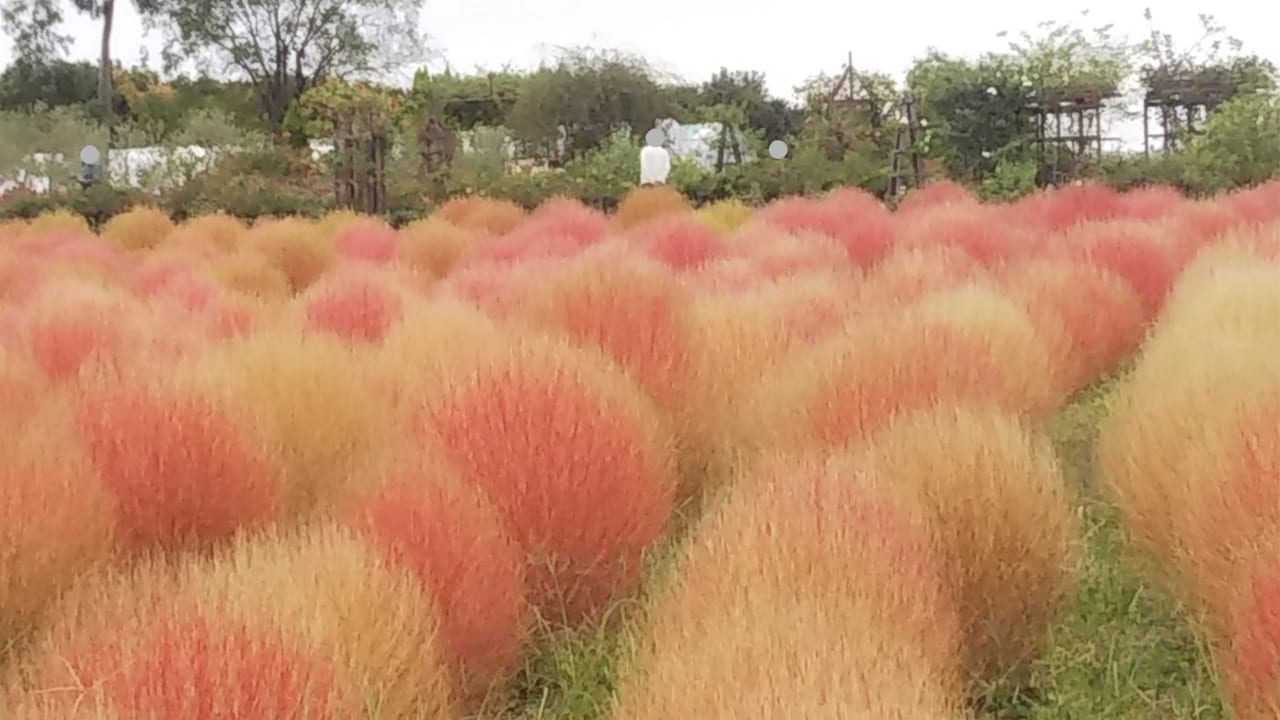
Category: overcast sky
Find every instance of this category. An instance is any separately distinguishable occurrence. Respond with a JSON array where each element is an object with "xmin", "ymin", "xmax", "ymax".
[{"xmin": 1, "ymin": 0, "xmax": 1277, "ymax": 149}]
